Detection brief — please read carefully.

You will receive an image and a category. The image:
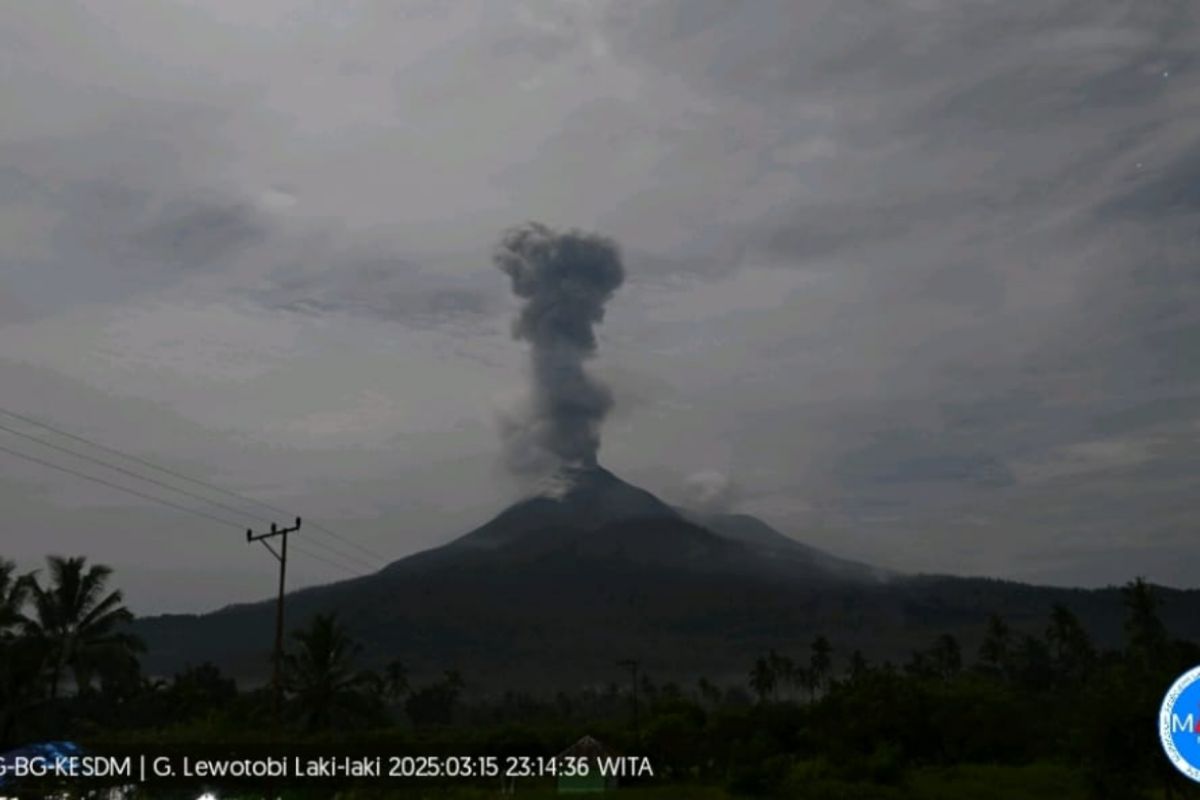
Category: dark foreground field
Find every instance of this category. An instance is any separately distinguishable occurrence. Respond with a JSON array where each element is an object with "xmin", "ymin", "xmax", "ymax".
[{"xmin": 5, "ymin": 555, "xmax": 1200, "ymax": 798}]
